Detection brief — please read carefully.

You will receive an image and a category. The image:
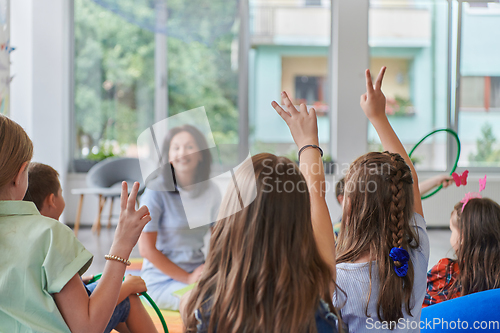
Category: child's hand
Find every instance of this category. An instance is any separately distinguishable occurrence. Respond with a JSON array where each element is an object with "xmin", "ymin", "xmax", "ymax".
[
  {"xmin": 122, "ymin": 274, "xmax": 148, "ymax": 295},
  {"xmin": 434, "ymin": 174, "xmax": 454, "ymax": 188},
  {"xmin": 81, "ymin": 275, "xmax": 94, "ymax": 284},
  {"xmin": 186, "ymin": 264, "xmax": 205, "ymax": 285},
  {"xmin": 112, "ymin": 182, "xmax": 151, "ymax": 256},
  {"xmin": 360, "ymin": 66, "xmax": 387, "ymax": 121},
  {"xmin": 272, "ymin": 91, "xmax": 319, "ymax": 148}
]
